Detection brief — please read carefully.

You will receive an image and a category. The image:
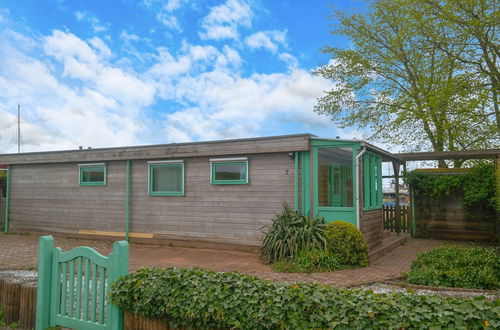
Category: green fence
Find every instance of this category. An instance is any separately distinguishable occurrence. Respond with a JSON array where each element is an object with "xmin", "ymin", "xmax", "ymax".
[{"xmin": 35, "ymin": 235, "xmax": 128, "ymax": 330}]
